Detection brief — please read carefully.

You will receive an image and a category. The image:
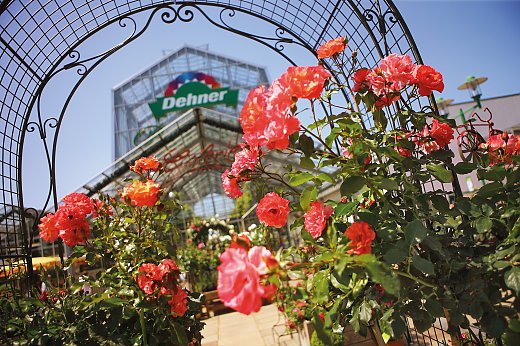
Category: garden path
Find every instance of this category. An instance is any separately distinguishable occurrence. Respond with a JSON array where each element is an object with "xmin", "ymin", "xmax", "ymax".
[{"xmin": 201, "ymin": 303, "xmax": 300, "ymax": 346}]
